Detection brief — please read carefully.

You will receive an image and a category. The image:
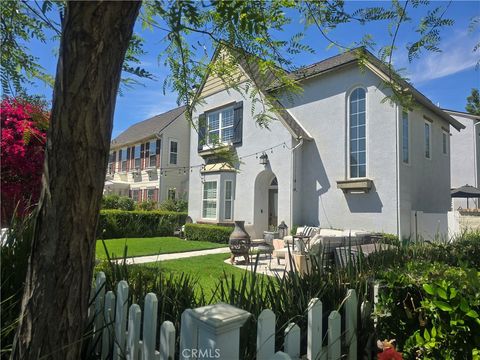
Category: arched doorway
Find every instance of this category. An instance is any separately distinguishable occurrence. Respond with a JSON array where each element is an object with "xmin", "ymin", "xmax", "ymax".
[
  {"xmin": 253, "ymin": 170, "xmax": 278, "ymax": 236},
  {"xmin": 268, "ymin": 177, "xmax": 278, "ymax": 228}
]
